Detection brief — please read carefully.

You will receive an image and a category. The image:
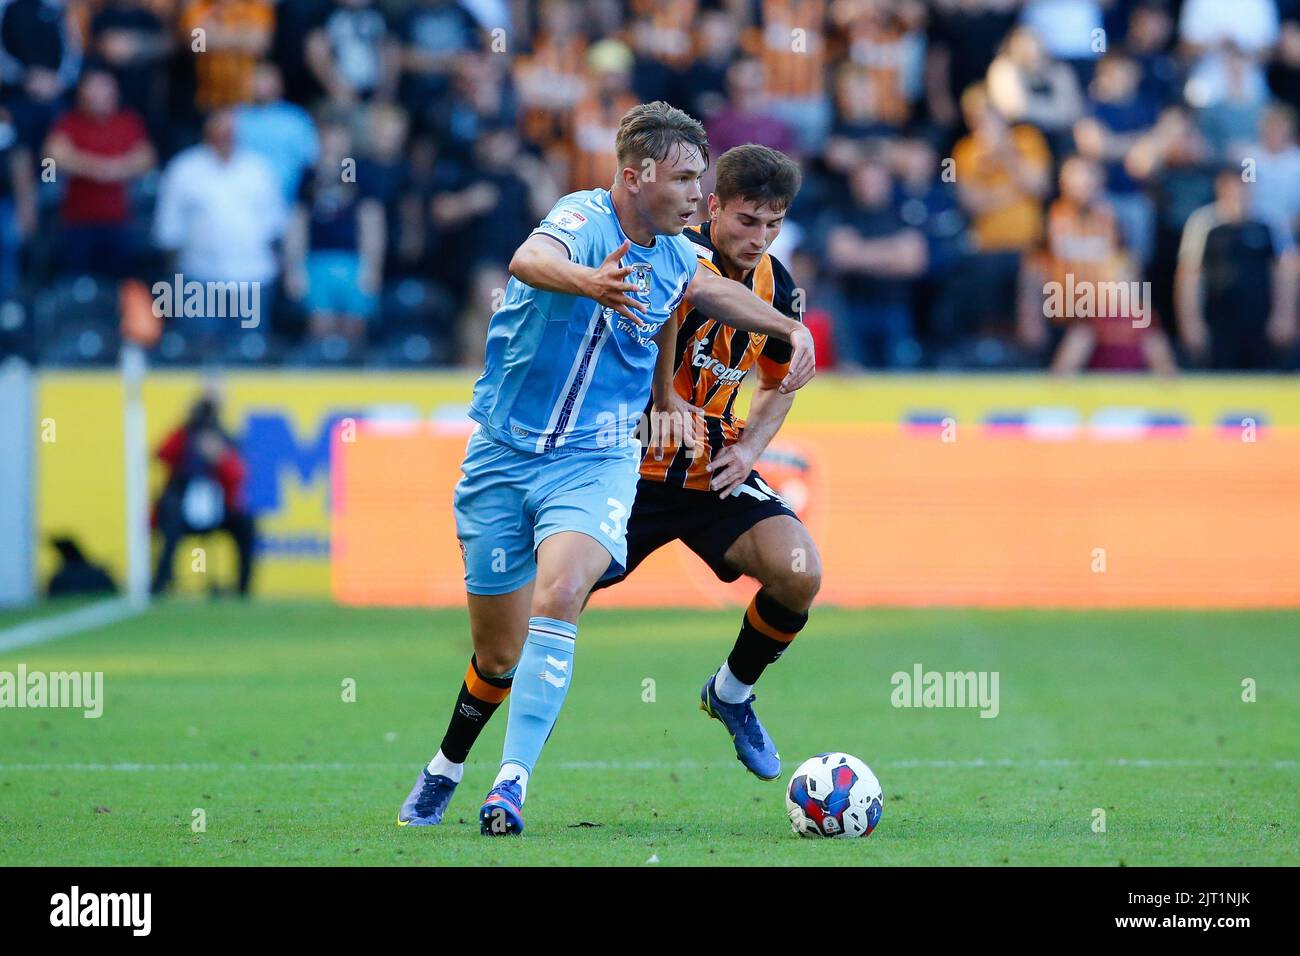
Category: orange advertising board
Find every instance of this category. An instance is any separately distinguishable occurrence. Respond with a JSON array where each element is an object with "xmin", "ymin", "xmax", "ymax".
[{"xmin": 331, "ymin": 422, "xmax": 1300, "ymax": 609}]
